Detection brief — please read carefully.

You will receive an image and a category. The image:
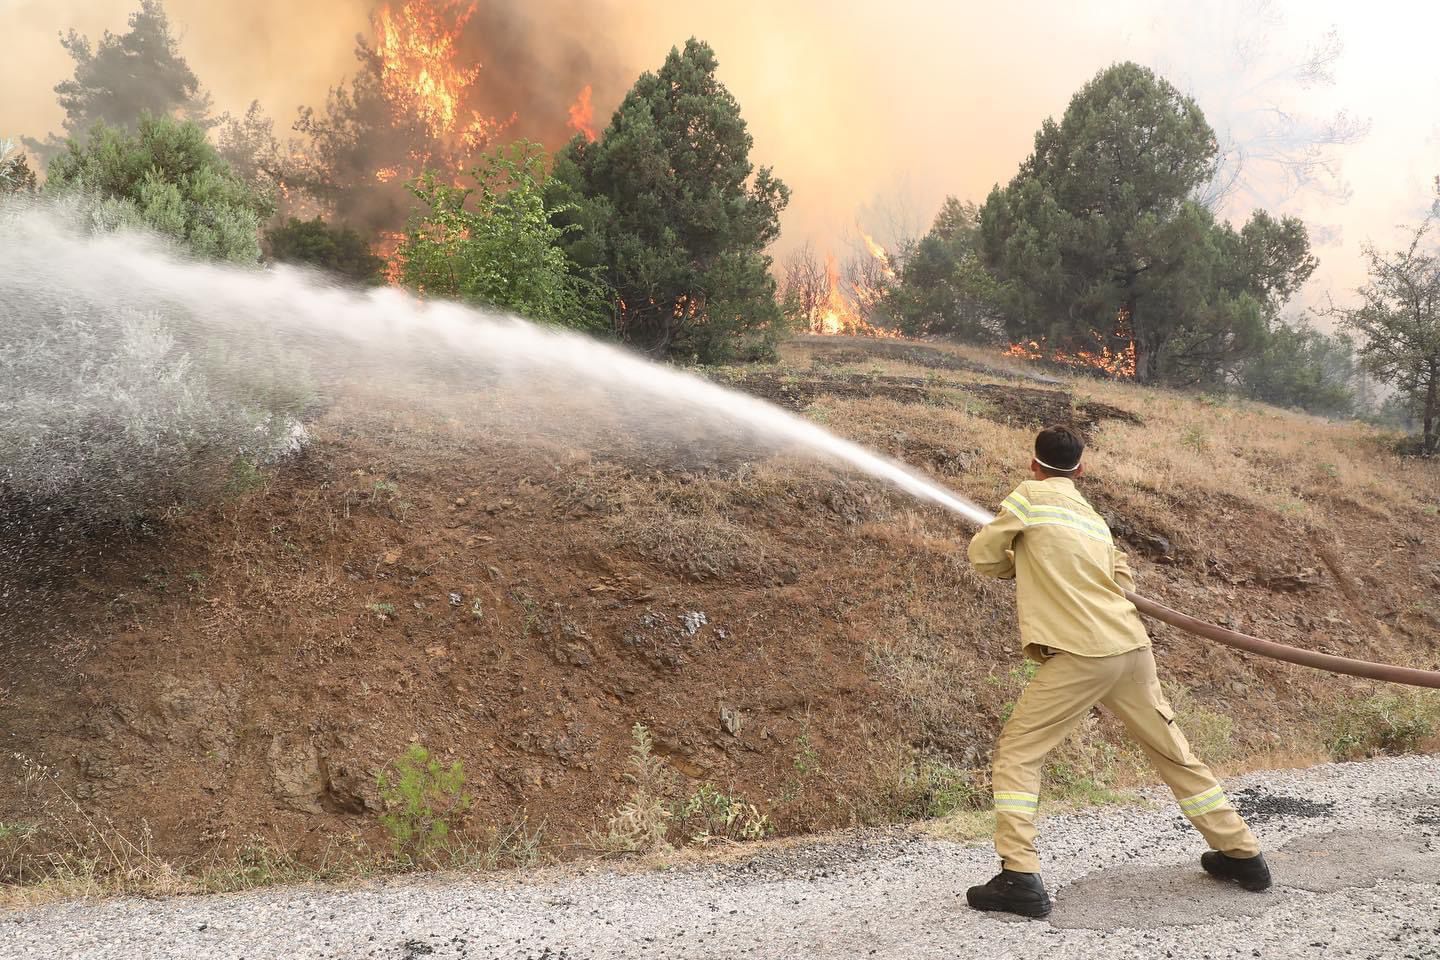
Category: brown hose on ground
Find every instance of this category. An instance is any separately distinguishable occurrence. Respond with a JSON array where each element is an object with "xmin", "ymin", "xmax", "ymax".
[{"xmin": 1124, "ymin": 590, "xmax": 1440, "ymax": 690}]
